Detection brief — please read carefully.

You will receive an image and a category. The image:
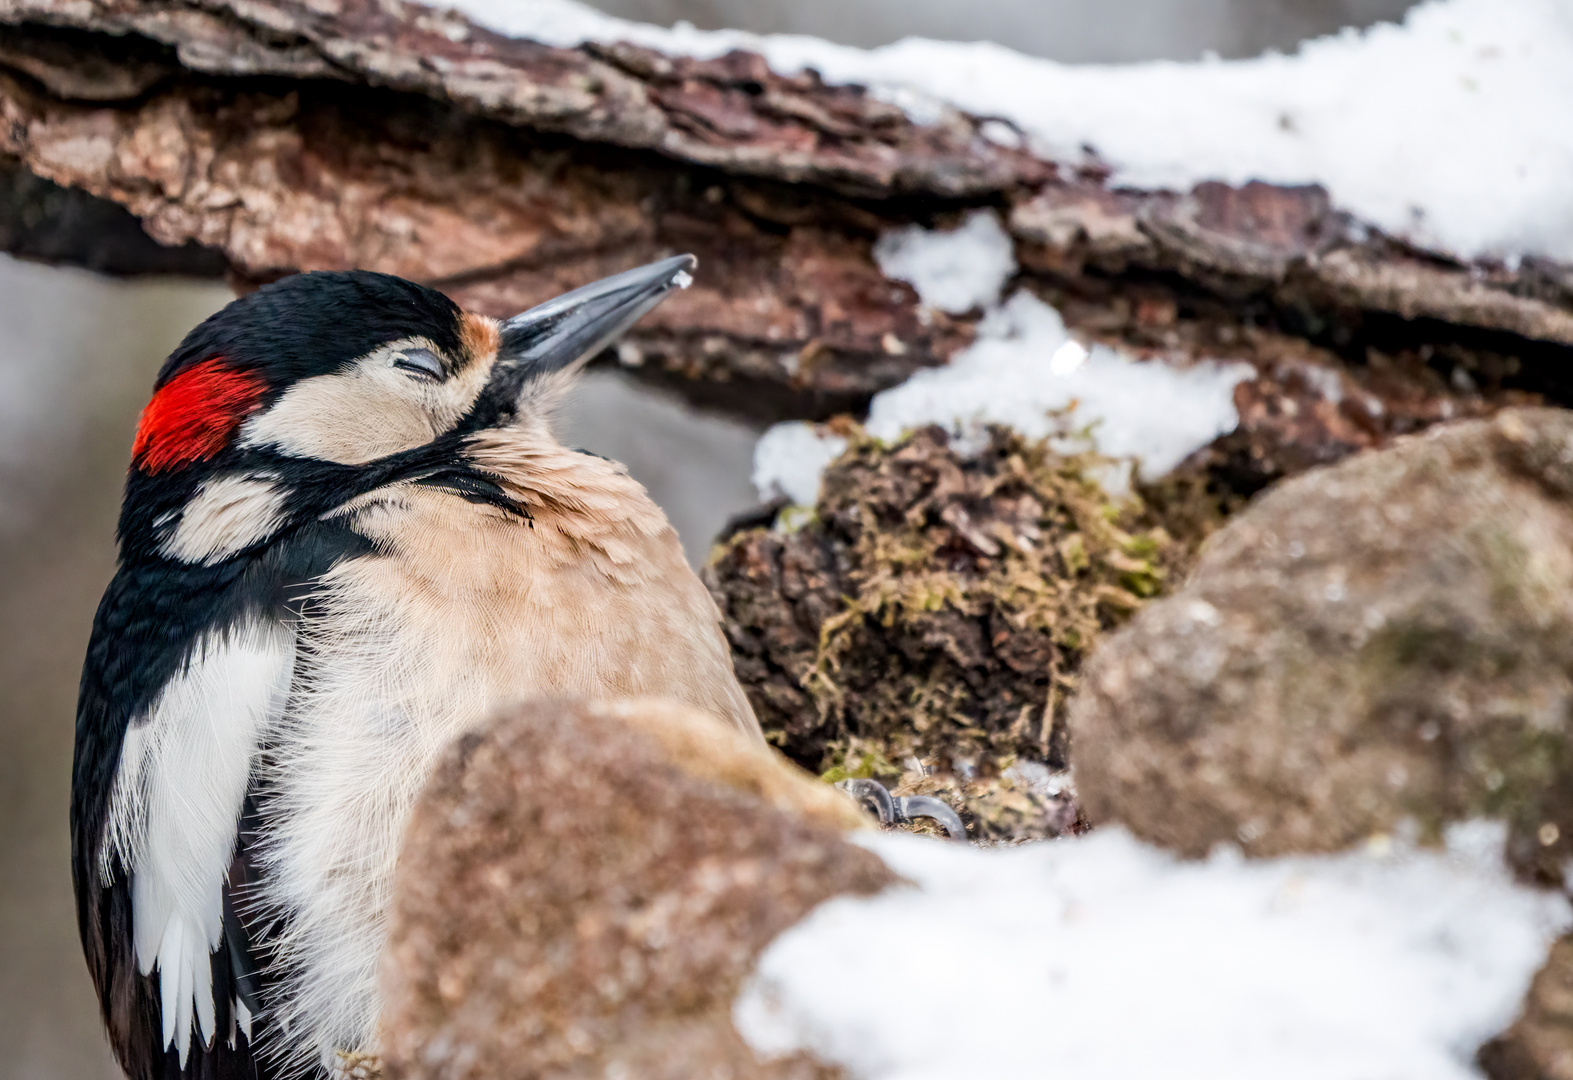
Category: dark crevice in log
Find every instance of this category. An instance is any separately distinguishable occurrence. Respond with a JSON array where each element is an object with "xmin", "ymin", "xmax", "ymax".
[
  {"xmin": 0, "ymin": 159, "xmax": 226, "ymax": 276},
  {"xmin": 0, "ymin": 22, "xmax": 181, "ymax": 102}
]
